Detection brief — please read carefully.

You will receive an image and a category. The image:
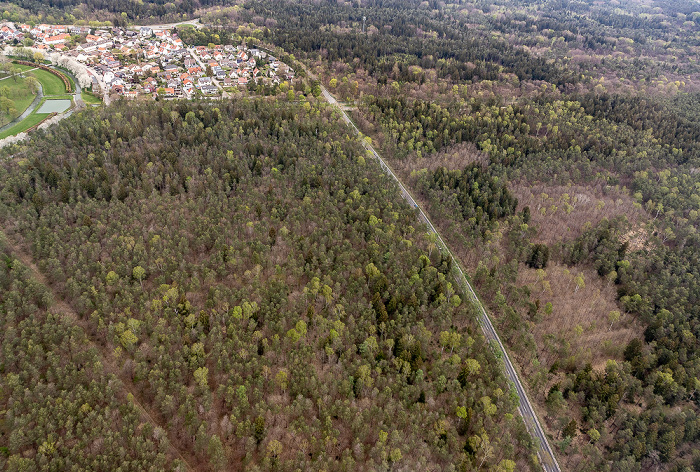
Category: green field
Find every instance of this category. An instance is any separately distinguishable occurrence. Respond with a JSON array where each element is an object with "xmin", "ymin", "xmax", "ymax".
[
  {"xmin": 0, "ymin": 64, "xmax": 74, "ymax": 139},
  {"xmin": 0, "ymin": 64, "xmax": 40, "ymax": 85},
  {"xmin": 12, "ymin": 63, "xmax": 39, "ymax": 72},
  {"xmin": 0, "ymin": 78, "xmax": 38, "ymax": 115},
  {"xmin": 0, "ymin": 110, "xmax": 46, "ymax": 139},
  {"xmin": 28, "ymin": 69, "xmax": 67, "ymax": 95},
  {"xmin": 45, "ymin": 94, "xmax": 74, "ymax": 100},
  {"xmin": 81, "ymin": 91, "xmax": 102, "ymax": 104},
  {"xmin": 54, "ymin": 66, "xmax": 76, "ymax": 91},
  {"xmin": 6, "ymin": 63, "xmax": 71, "ymax": 95},
  {"xmin": 0, "ymin": 76, "xmax": 39, "ymax": 129}
]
